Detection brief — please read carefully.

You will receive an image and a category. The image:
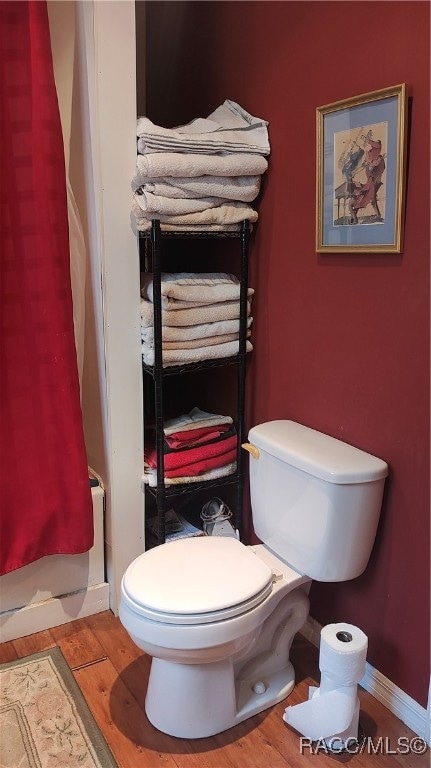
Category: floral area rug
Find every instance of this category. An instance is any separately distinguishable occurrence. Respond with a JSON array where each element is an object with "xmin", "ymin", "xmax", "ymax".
[{"xmin": 0, "ymin": 646, "xmax": 117, "ymax": 768}]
